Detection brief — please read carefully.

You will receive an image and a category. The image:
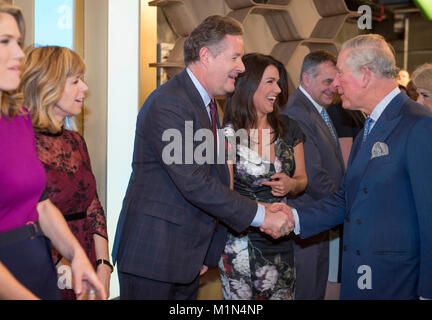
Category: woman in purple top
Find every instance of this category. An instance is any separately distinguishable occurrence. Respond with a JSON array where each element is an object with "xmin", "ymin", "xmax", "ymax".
[{"xmin": 0, "ymin": 1, "xmax": 106, "ymax": 300}]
